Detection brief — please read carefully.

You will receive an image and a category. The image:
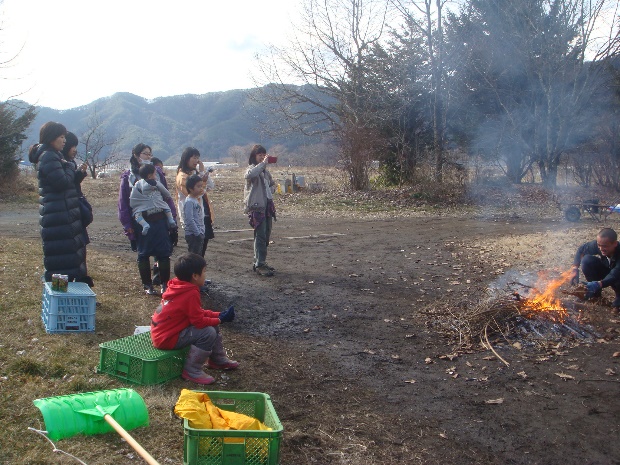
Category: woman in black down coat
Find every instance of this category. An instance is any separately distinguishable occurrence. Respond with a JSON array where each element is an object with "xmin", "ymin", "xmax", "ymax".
[{"xmin": 28, "ymin": 122, "xmax": 87, "ymax": 282}]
